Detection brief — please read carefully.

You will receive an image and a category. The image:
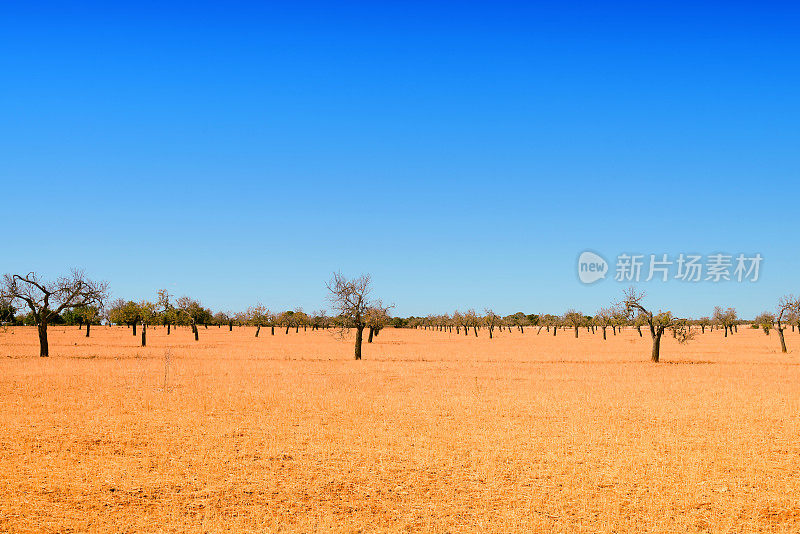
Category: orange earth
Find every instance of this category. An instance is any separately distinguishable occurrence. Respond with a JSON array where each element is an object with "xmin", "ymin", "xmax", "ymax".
[{"xmin": 0, "ymin": 325, "xmax": 799, "ymax": 533}]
